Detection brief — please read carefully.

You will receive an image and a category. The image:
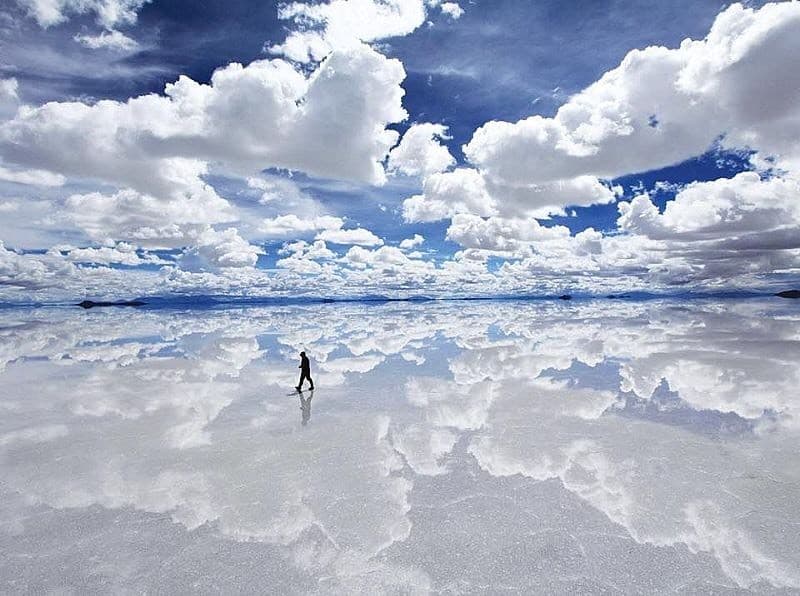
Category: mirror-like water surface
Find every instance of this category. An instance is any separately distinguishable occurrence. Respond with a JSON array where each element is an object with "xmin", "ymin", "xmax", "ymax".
[{"xmin": 1, "ymin": 300, "xmax": 799, "ymax": 594}]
